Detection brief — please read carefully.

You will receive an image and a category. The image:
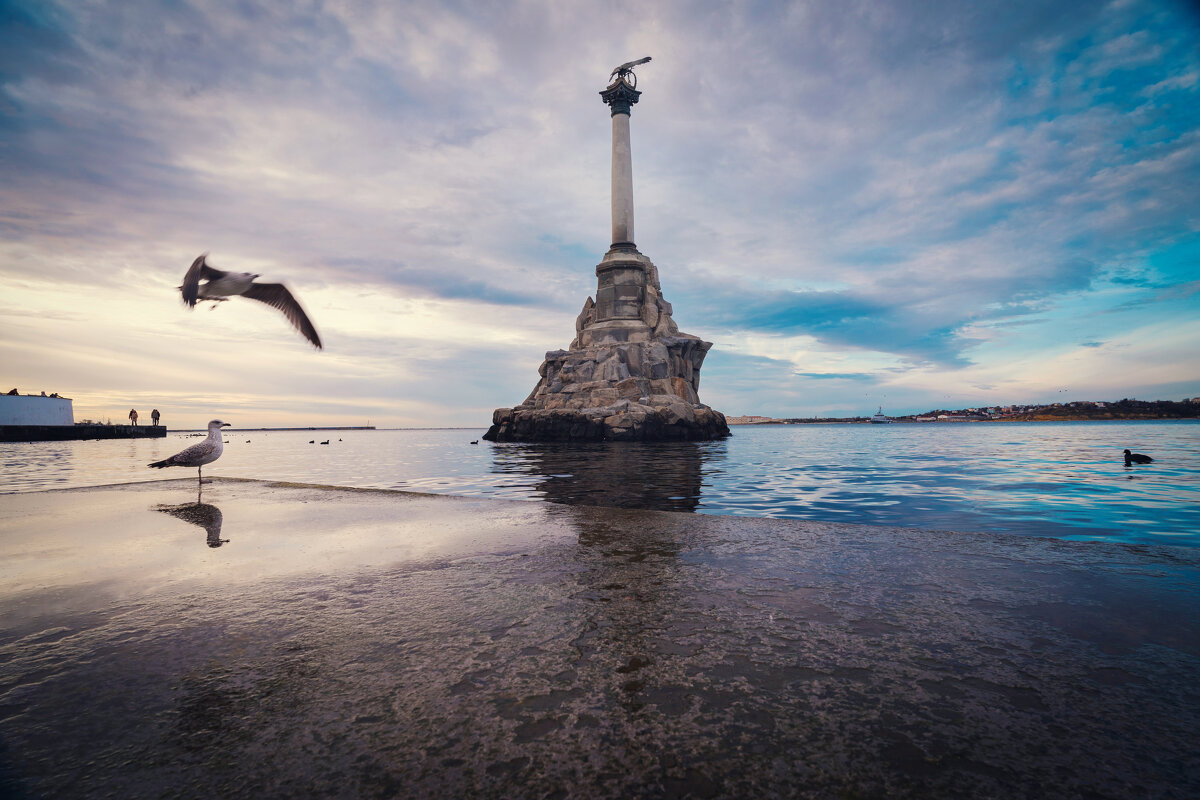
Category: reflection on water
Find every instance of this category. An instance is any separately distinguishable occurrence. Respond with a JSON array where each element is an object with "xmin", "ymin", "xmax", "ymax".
[
  {"xmin": 3, "ymin": 422, "xmax": 1199, "ymax": 544},
  {"xmin": 555, "ymin": 504, "xmax": 686, "ymax": 711},
  {"xmin": 156, "ymin": 502, "xmax": 228, "ymax": 547},
  {"xmin": 1, "ymin": 481, "xmax": 1196, "ymax": 798},
  {"xmin": 492, "ymin": 441, "xmax": 717, "ymax": 513}
]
